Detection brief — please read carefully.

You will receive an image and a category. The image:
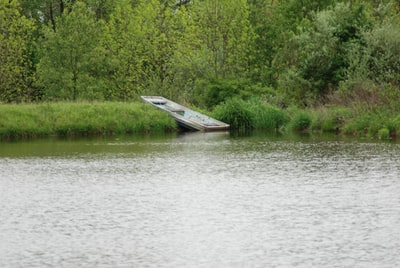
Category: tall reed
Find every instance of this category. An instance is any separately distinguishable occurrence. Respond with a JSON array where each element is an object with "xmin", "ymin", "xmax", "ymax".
[
  {"xmin": 212, "ymin": 98, "xmax": 254, "ymax": 131},
  {"xmin": 212, "ymin": 98, "xmax": 288, "ymax": 131}
]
